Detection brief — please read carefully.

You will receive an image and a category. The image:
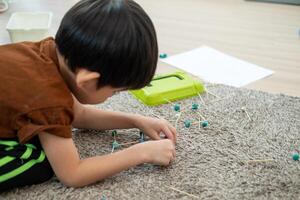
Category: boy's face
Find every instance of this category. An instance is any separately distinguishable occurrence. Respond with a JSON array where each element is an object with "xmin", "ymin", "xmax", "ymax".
[
  {"xmin": 73, "ymin": 68, "xmax": 126, "ymax": 105},
  {"xmin": 85, "ymin": 85, "xmax": 125, "ymax": 104}
]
